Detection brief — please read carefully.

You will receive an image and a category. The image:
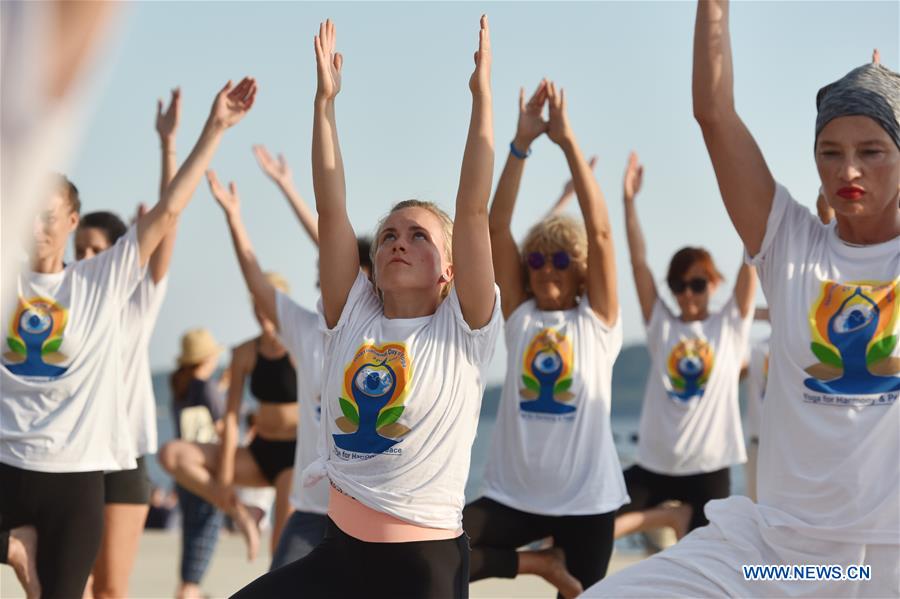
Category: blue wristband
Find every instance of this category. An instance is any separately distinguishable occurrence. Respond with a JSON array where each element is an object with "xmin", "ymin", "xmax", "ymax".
[{"xmin": 509, "ymin": 140, "xmax": 531, "ymax": 159}]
